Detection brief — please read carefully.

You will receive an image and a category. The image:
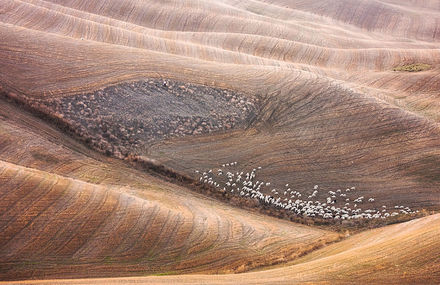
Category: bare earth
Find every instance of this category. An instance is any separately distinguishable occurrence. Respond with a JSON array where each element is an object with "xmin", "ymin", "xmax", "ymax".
[
  {"xmin": 0, "ymin": 0, "xmax": 439, "ymax": 283},
  {"xmin": 4, "ymin": 213, "xmax": 440, "ymax": 284}
]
